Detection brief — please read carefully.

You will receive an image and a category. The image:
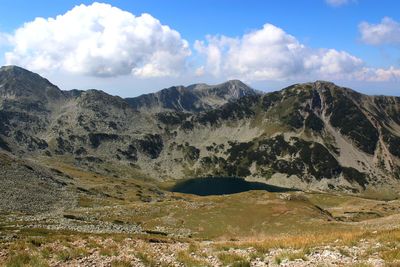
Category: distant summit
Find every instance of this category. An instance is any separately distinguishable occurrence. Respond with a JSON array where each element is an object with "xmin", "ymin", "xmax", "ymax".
[
  {"xmin": 125, "ymin": 80, "xmax": 260, "ymax": 113},
  {"xmin": 0, "ymin": 65, "xmax": 64, "ymax": 102}
]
